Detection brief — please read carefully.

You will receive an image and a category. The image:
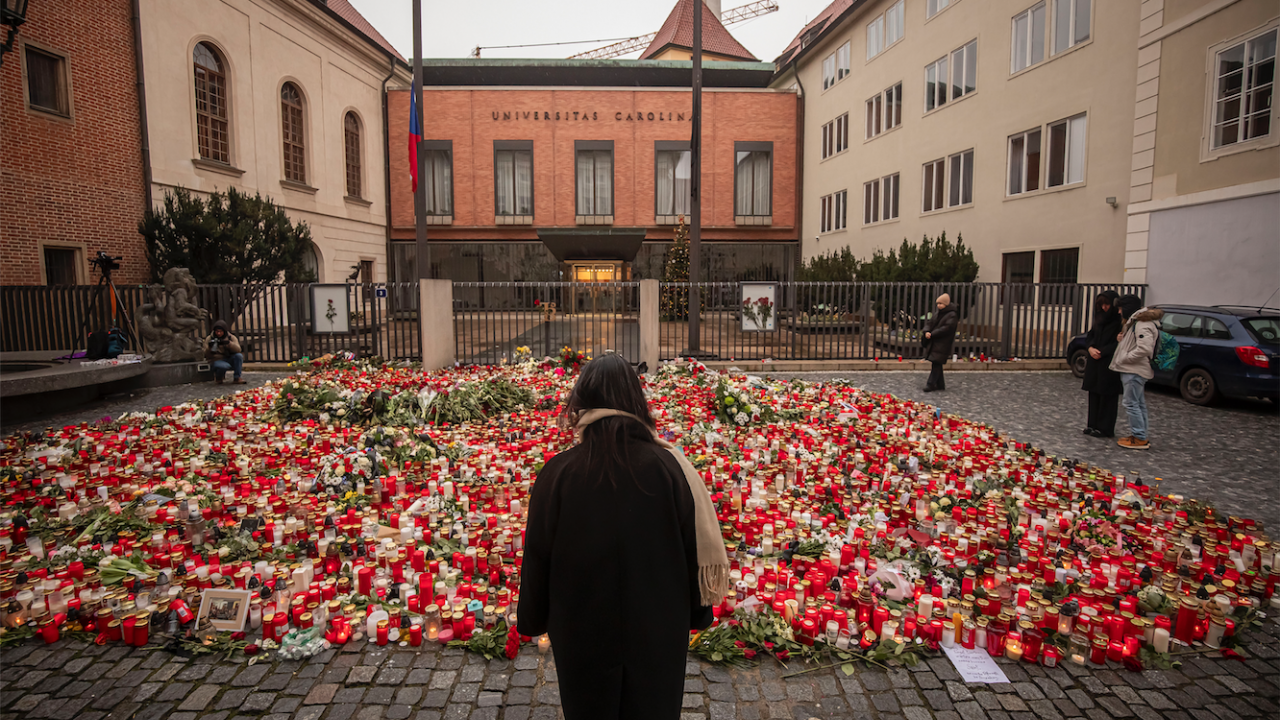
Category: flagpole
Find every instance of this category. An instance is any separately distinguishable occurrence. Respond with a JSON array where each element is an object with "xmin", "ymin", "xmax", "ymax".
[
  {"xmin": 412, "ymin": 0, "xmax": 429, "ymax": 279},
  {"xmin": 688, "ymin": 0, "xmax": 703, "ymax": 356}
]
